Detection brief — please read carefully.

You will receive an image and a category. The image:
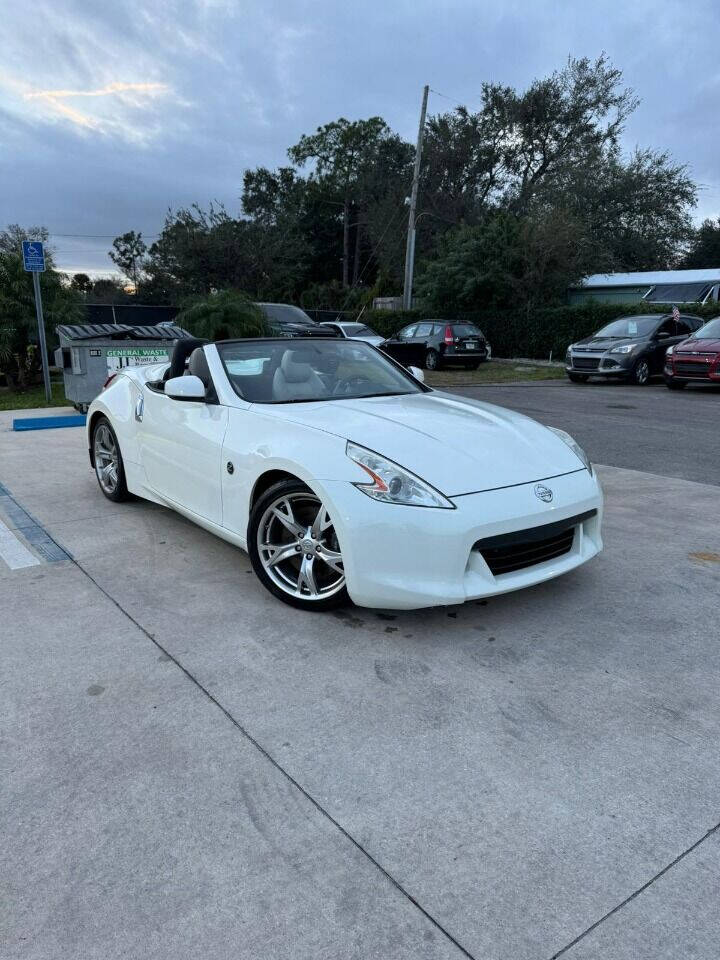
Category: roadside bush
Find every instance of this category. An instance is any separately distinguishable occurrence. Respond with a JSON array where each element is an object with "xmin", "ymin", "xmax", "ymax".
[
  {"xmin": 177, "ymin": 290, "xmax": 269, "ymax": 341},
  {"xmin": 364, "ymin": 302, "xmax": 720, "ymax": 359}
]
